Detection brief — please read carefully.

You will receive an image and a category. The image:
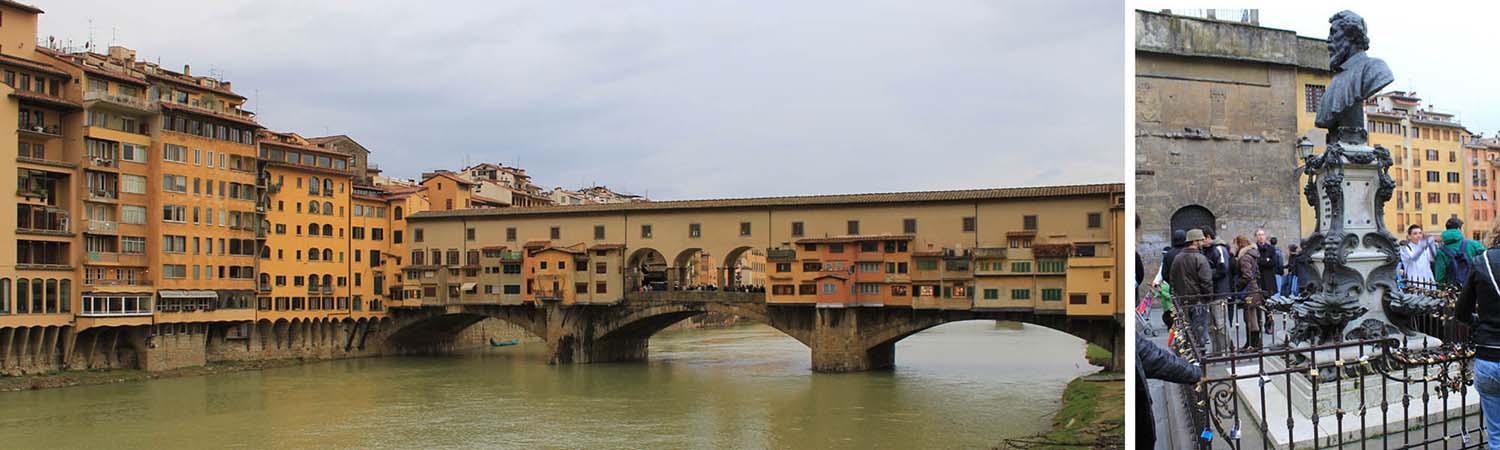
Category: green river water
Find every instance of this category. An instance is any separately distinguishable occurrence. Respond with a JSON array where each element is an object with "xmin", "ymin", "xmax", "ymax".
[{"xmin": 0, "ymin": 321, "xmax": 1097, "ymax": 449}]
